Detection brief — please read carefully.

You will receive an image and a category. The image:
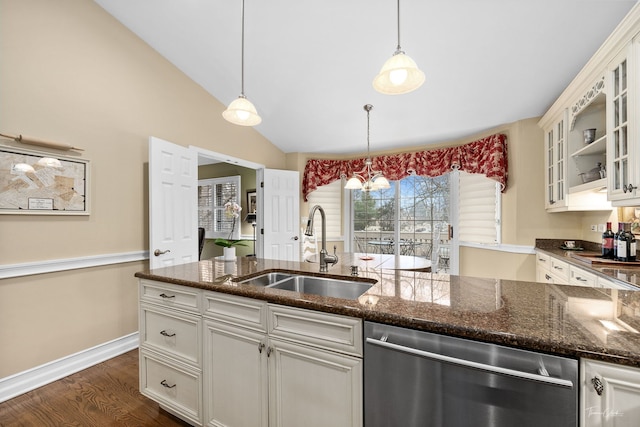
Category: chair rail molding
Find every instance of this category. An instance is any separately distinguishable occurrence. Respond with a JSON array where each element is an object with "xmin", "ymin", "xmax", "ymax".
[{"xmin": 0, "ymin": 251, "xmax": 148, "ymax": 279}]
